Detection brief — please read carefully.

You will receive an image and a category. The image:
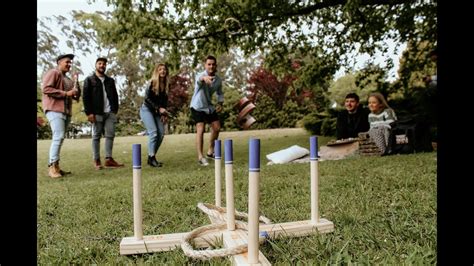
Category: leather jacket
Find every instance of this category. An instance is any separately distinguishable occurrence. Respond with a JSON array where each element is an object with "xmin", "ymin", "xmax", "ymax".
[
  {"xmin": 143, "ymin": 83, "xmax": 168, "ymax": 114},
  {"xmin": 83, "ymin": 73, "xmax": 119, "ymax": 115}
]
